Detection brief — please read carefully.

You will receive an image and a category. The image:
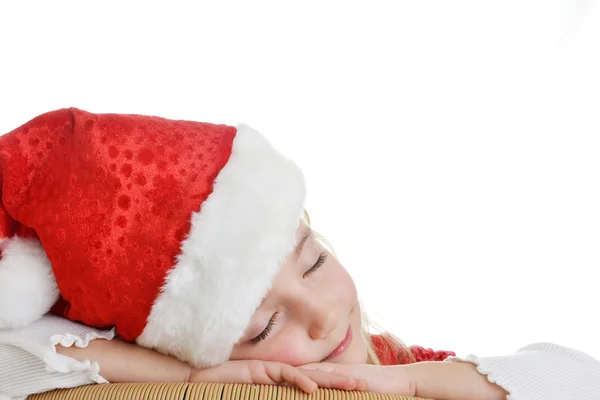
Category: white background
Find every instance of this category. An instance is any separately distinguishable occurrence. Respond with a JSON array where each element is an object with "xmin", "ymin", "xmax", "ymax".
[{"xmin": 1, "ymin": 1, "xmax": 598, "ymax": 359}]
